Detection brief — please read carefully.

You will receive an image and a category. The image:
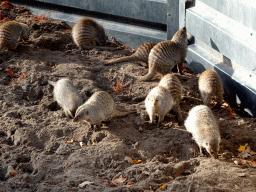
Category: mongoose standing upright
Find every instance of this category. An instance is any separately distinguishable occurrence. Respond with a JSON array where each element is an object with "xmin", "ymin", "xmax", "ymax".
[
  {"xmin": 72, "ymin": 17, "xmax": 107, "ymax": 49},
  {"xmin": 199, "ymin": 69, "xmax": 224, "ymax": 107},
  {"xmin": 73, "ymin": 91, "xmax": 135, "ymax": 129},
  {"xmin": 145, "ymin": 86, "xmax": 183, "ymax": 125},
  {"xmin": 137, "ymin": 27, "xmax": 187, "ymax": 81},
  {"xmin": 158, "ymin": 73, "xmax": 182, "ymax": 103},
  {"xmin": 184, "ymin": 105, "xmax": 221, "ymax": 158},
  {"xmin": 0, "ymin": 21, "xmax": 29, "ymax": 53},
  {"xmin": 48, "ymin": 79, "xmax": 83, "ymax": 119},
  {"xmin": 104, "ymin": 42, "xmax": 157, "ymax": 65}
]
